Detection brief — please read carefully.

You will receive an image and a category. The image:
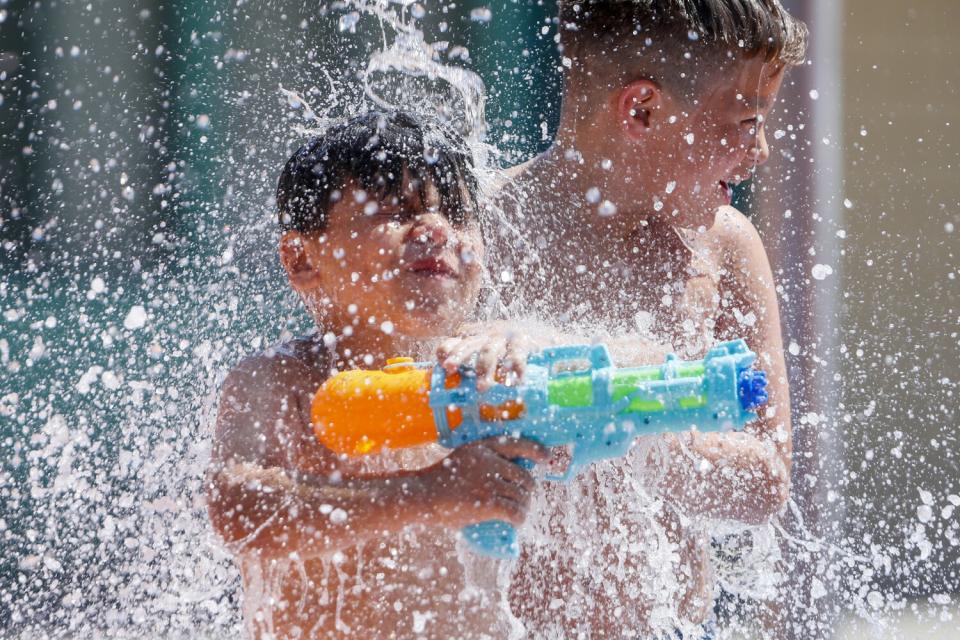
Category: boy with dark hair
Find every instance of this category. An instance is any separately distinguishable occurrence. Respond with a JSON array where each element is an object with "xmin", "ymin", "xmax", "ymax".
[
  {"xmin": 442, "ymin": 0, "xmax": 807, "ymax": 636},
  {"xmin": 207, "ymin": 110, "xmax": 547, "ymax": 639}
]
